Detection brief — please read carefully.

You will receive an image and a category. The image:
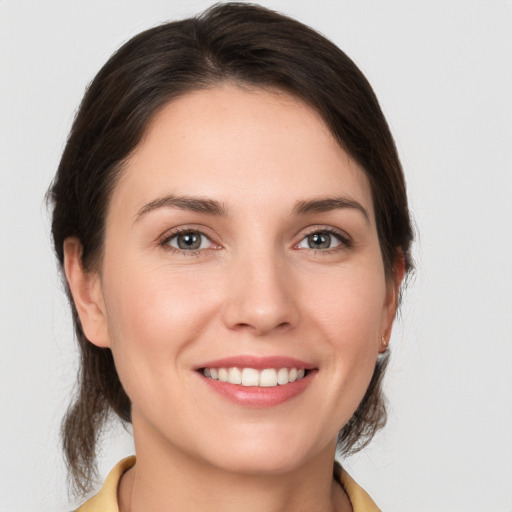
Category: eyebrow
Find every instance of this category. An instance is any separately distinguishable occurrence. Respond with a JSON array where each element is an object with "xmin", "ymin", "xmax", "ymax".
[
  {"xmin": 134, "ymin": 194, "xmax": 369, "ymax": 224},
  {"xmin": 292, "ymin": 197, "xmax": 370, "ymax": 223},
  {"xmin": 135, "ymin": 195, "xmax": 227, "ymax": 222}
]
